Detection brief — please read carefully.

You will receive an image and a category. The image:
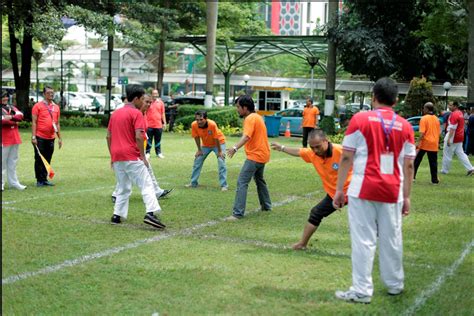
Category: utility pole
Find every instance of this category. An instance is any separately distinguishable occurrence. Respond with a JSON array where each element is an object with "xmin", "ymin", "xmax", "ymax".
[
  {"xmin": 324, "ymin": 0, "xmax": 338, "ymax": 116},
  {"xmin": 205, "ymin": 0, "xmax": 218, "ymax": 108}
]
